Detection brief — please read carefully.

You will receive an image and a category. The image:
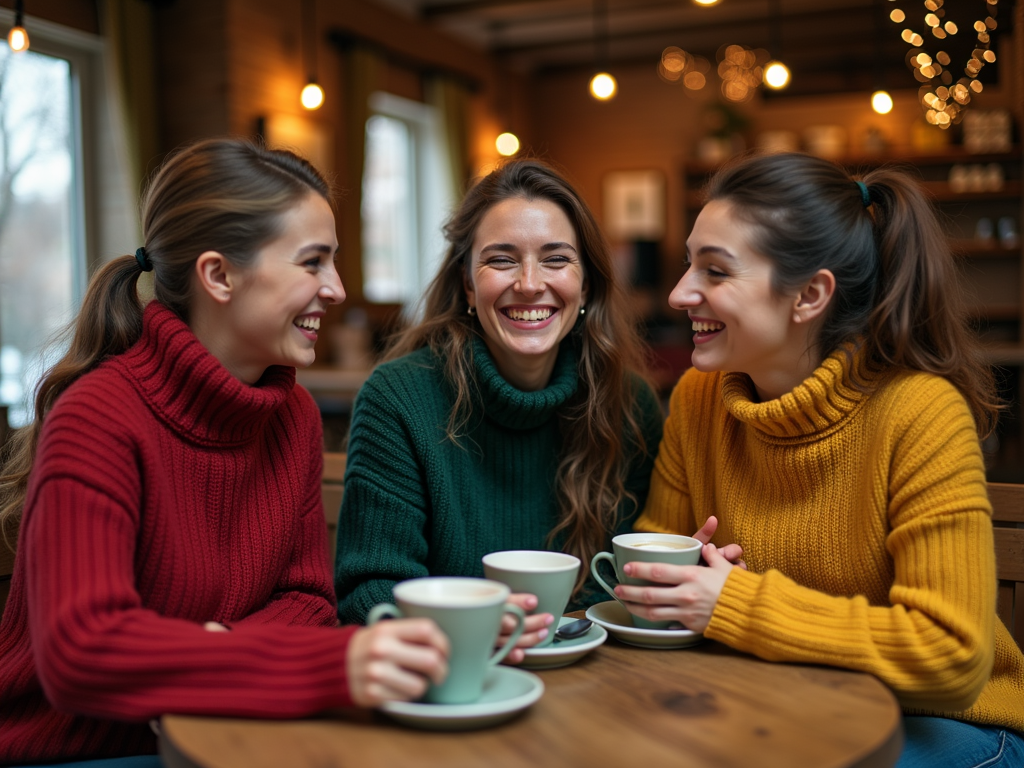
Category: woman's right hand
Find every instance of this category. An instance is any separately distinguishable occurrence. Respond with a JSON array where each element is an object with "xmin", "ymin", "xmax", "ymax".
[
  {"xmin": 346, "ymin": 618, "xmax": 450, "ymax": 707},
  {"xmin": 693, "ymin": 515, "xmax": 746, "ymax": 569}
]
